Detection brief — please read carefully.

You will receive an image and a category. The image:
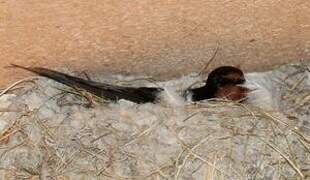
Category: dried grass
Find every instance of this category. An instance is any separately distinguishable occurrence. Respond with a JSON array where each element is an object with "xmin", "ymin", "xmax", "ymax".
[{"xmin": 0, "ymin": 63, "xmax": 309, "ymax": 179}]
